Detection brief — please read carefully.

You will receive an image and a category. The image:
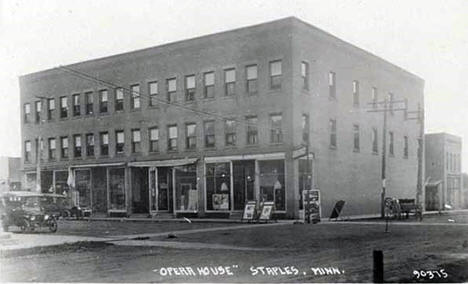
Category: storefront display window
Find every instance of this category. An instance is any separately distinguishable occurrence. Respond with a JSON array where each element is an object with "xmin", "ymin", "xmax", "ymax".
[
  {"xmin": 25, "ymin": 173, "xmax": 37, "ymax": 191},
  {"xmin": 75, "ymin": 169, "xmax": 91, "ymax": 208},
  {"xmin": 54, "ymin": 171, "xmax": 70, "ymax": 195},
  {"xmin": 206, "ymin": 163, "xmax": 231, "ymax": 211},
  {"xmin": 174, "ymin": 165, "xmax": 197, "ymax": 212},
  {"xmin": 109, "ymin": 168, "xmax": 126, "ymax": 210},
  {"xmin": 41, "ymin": 171, "xmax": 53, "ymax": 193},
  {"xmin": 259, "ymin": 160, "xmax": 285, "ymax": 211}
]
